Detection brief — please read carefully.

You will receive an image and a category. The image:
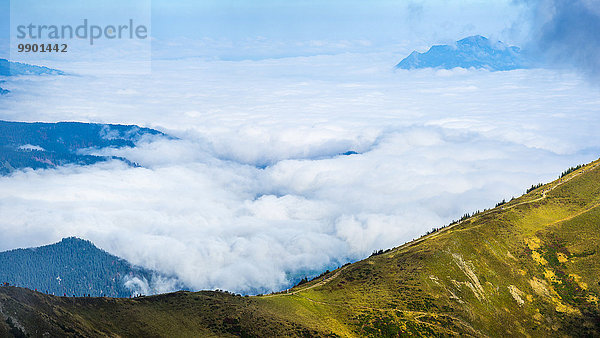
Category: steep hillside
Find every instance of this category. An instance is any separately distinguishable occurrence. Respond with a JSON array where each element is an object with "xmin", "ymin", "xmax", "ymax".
[
  {"xmin": 0, "ymin": 238, "xmax": 182, "ymax": 298},
  {"xmin": 1, "ymin": 159, "xmax": 599, "ymax": 337}
]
